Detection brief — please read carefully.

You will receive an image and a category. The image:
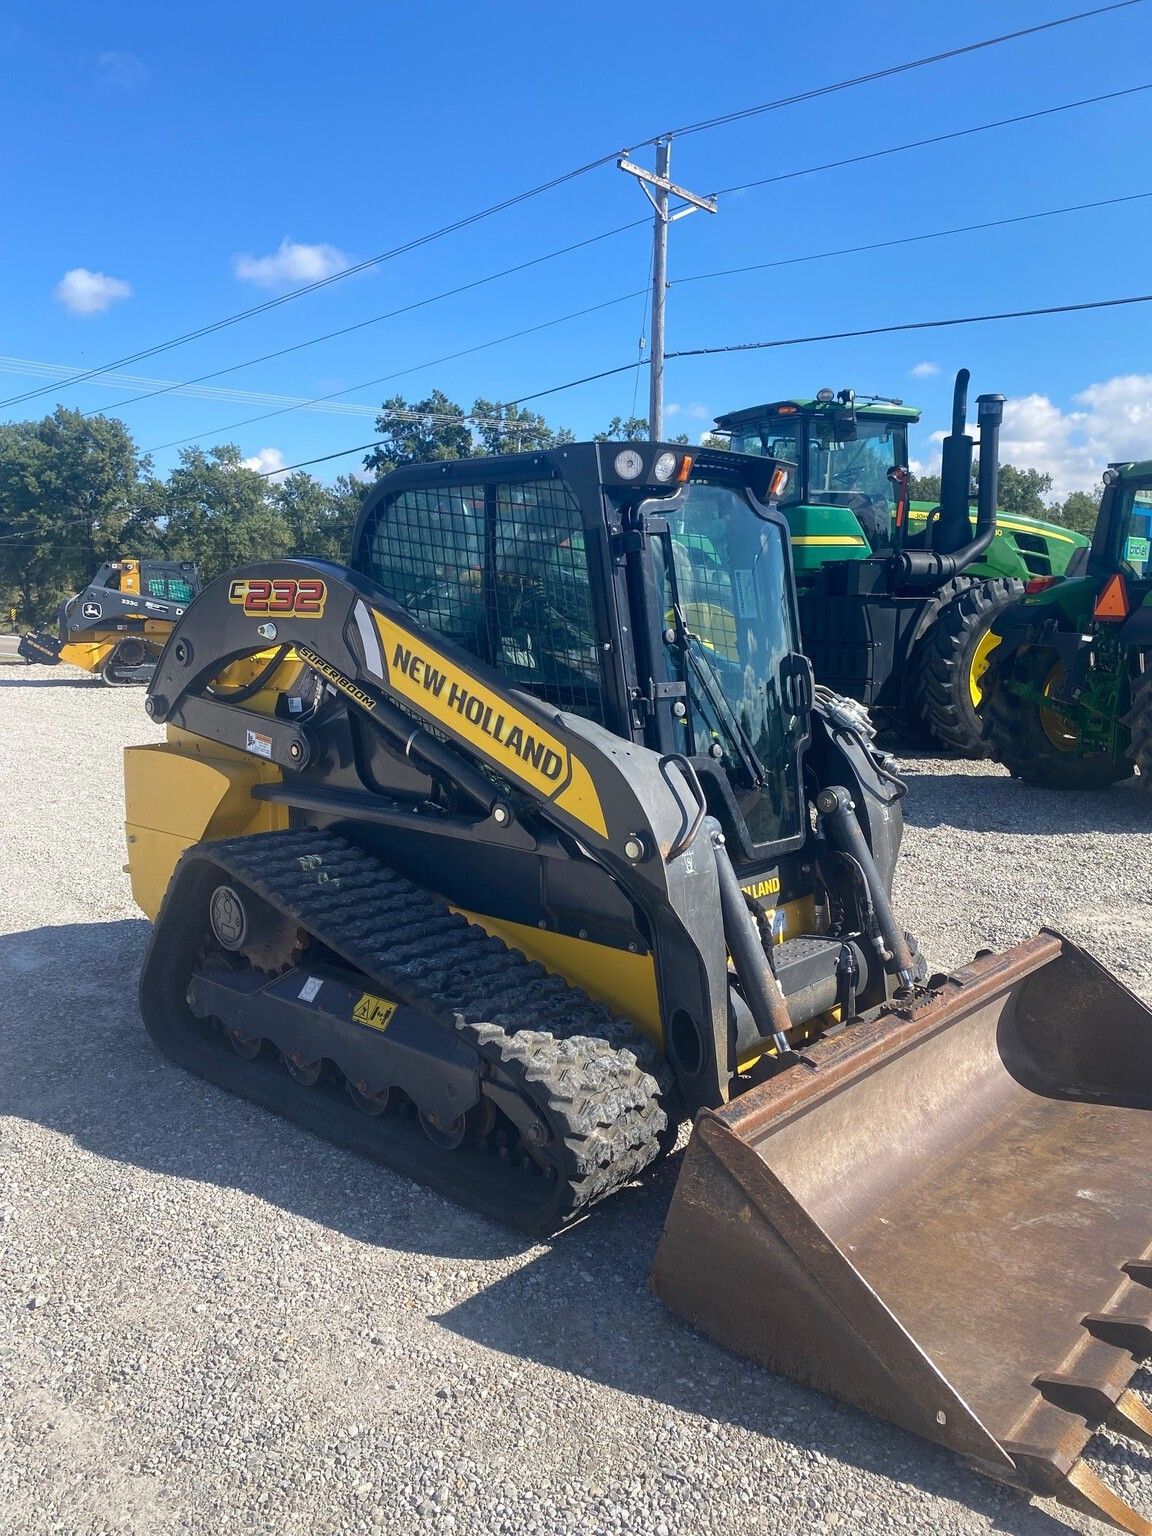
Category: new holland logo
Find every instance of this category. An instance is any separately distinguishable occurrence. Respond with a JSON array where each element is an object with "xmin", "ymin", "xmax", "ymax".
[
  {"xmin": 370, "ymin": 610, "xmax": 608, "ymax": 838},
  {"xmin": 390, "ymin": 642, "xmax": 565, "ymax": 781}
]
